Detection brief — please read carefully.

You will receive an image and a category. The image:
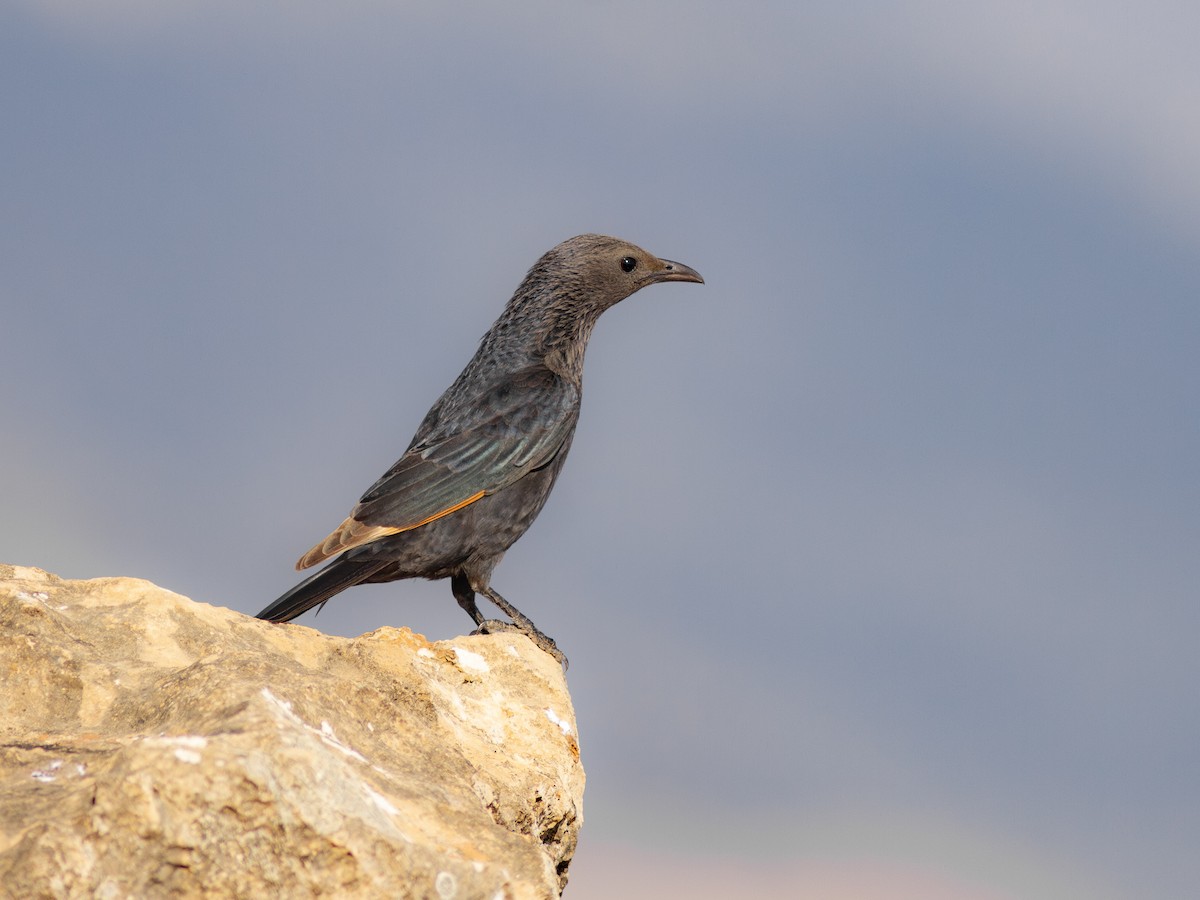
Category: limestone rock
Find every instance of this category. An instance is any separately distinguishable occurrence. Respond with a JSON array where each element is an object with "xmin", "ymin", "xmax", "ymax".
[{"xmin": 0, "ymin": 565, "xmax": 583, "ymax": 899}]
